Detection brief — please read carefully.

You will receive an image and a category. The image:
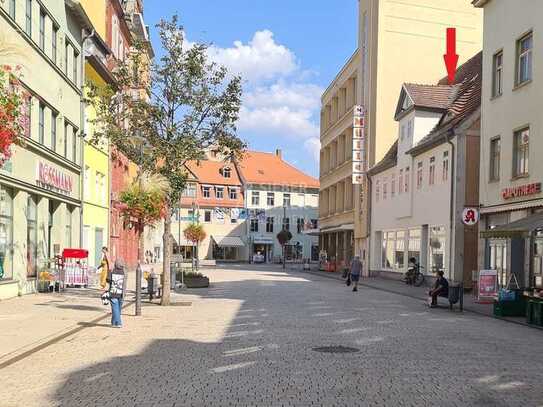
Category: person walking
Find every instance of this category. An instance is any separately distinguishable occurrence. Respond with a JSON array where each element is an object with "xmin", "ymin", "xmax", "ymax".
[
  {"xmin": 106, "ymin": 259, "xmax": 127, "ymax": 328},
  {"xmin": 97, "ymin": 247, "xmax": 110, "ymax": 289},
  {"xmin": 349, "ymin": 256, "xmax": 362, "ymax": 292}
]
